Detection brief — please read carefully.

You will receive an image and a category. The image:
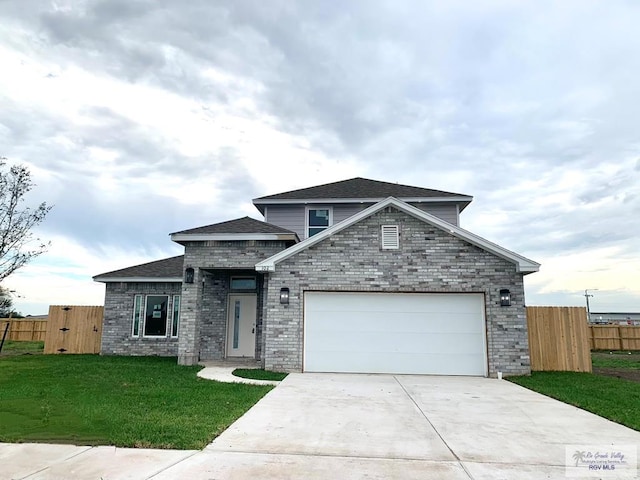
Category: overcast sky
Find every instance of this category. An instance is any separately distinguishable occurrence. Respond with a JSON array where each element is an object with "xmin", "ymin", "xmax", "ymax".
[{"xmin": 0, "ymin": 0, "xmax": 638, "ymax": 315}]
